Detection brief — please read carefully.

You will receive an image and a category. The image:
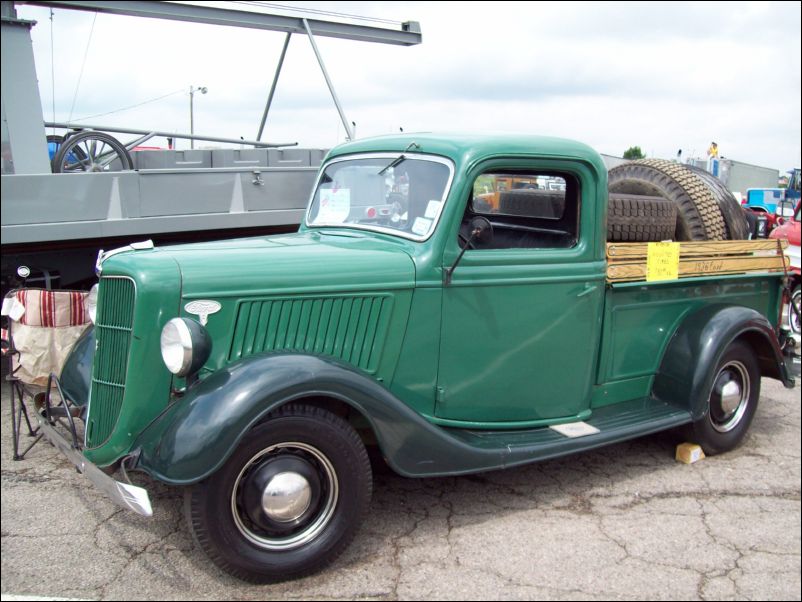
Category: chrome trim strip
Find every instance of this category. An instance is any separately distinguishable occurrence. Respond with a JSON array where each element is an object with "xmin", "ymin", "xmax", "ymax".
[{"xmin": 96, "ymin": 240, "xmax": 153, "ymax": 276}]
